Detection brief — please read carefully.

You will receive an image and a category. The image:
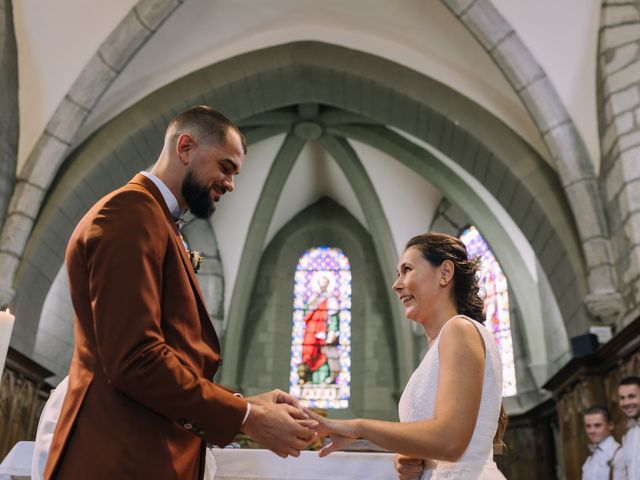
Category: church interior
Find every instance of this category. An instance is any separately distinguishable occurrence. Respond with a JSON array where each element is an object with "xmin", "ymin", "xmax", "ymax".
[{"xmin": 1, "ymin": 1, "xmax": 639, "ymax": 479}]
